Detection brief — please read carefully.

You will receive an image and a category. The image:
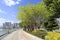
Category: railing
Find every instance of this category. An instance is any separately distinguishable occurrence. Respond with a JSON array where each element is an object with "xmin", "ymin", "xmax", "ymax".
[{"xmin": 0, "ymin": 29, "xmax": 18, "ymax": 40}]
